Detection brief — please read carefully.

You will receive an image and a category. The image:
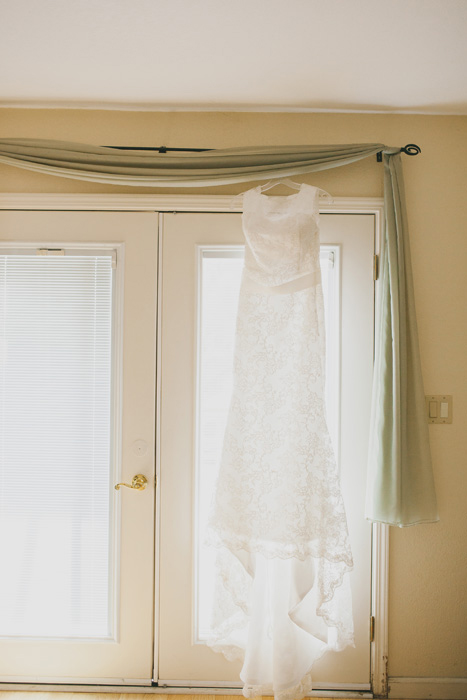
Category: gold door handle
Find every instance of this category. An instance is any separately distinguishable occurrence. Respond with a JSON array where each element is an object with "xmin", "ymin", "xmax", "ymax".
[{"xmin": 115, "ymin": 474, "xmax": 148, "ymax": 491}]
